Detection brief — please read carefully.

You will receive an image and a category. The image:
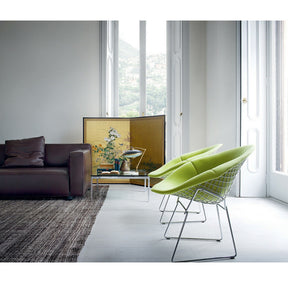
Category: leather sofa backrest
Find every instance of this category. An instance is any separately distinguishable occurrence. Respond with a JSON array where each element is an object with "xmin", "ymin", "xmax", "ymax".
[
  {"xmin": 0, "ymin": 143, "xmax": 91, "ymax": 167},
  {"xmin": 45, "ymin": 144, "xmax": 91, "ymax": 167}
]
